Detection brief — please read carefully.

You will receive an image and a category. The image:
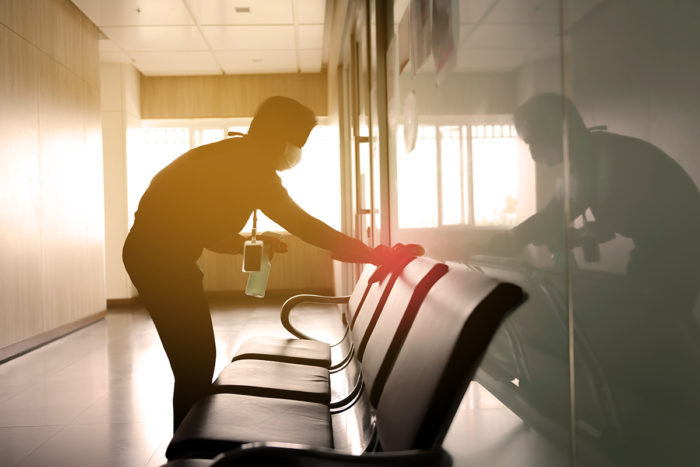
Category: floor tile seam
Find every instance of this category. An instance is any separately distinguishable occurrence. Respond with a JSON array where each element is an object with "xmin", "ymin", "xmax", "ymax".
[
  {"xmin": 1, "ymin": 353, "xmax": 88, "ymax": 381},
  {"xmin": 0, "ymin": 390, "xmax": 33, "ymax": 405},
  {"xmin": 64, "ymin": 387, "xmax": 111, "ymax": 425},
  {"xmin": 0, "ymin": 423, "xmax": 64, "ymax": 428},
  {"xmin": 65, "ymin": 420, "xmax": 163, "ymax": 426},
  {"xmin": 42, "ymin": 350, "xmax": 112, "ymax": 379},
  {"xmin": 142, "ymin": 436, "xmax": 171, "ymax": 467},
  {"xmin": 8, "ymin": 342, "xmax": 109, "ymax": 382},
  {"xmin": 12, "ymin": 422, "xmax": 66, "ymax": 467}
]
